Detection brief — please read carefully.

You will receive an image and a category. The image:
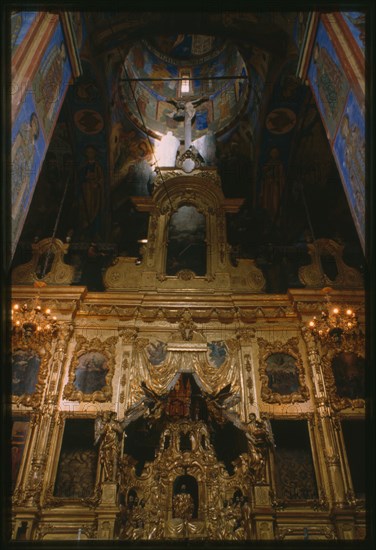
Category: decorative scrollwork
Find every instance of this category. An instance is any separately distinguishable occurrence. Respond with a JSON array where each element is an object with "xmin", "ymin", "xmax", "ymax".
[
  {"xmin": 177, "ymin": 269, "xmax": 195, "ymax": 281},
  {"xmin": 298, "ymin": 239, "xmax": 363, "ymax": 289}
]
